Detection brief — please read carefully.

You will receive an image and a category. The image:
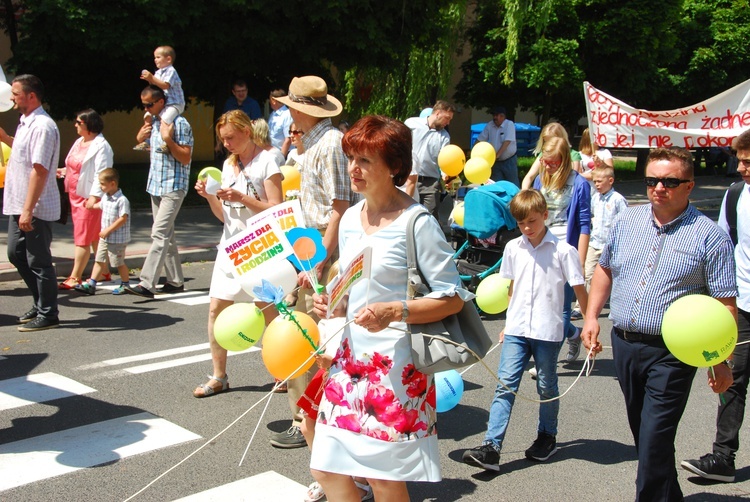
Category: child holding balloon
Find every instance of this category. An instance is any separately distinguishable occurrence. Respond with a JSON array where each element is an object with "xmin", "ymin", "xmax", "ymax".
[{"xmin": 463, "ymin": 189, "xmax": 587, "ymax": 471}]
